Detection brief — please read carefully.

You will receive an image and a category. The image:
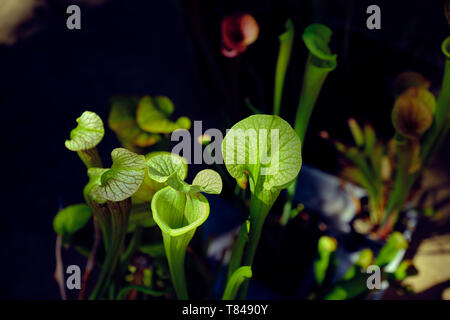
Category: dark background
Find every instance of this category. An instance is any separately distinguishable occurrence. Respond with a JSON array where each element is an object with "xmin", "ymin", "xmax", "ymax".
[{"xmin": 0, "ymin": 0, "xmax": 448, "ymax": 299}]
